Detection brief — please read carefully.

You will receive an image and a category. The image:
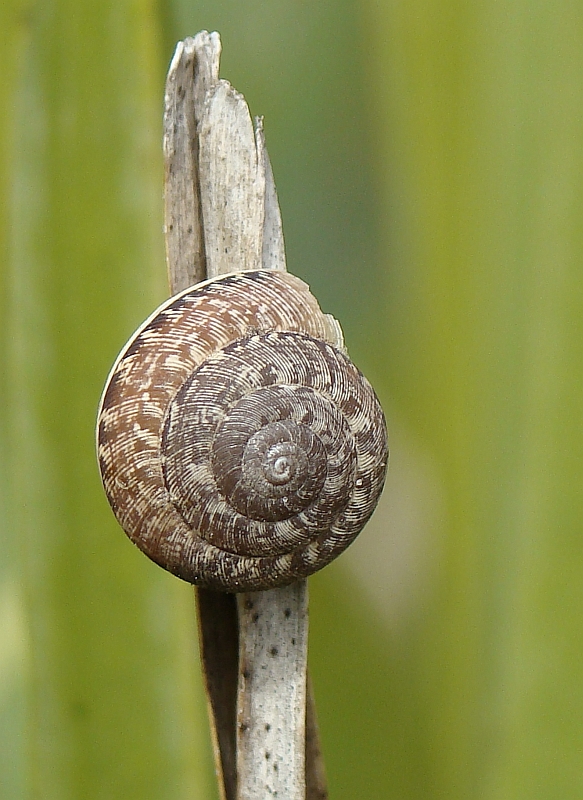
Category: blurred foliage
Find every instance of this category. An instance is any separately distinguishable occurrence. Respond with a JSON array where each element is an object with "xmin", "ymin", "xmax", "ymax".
[{"xmin": 2, "ymin": 1, "xmax": 583, "ymax": 799}]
